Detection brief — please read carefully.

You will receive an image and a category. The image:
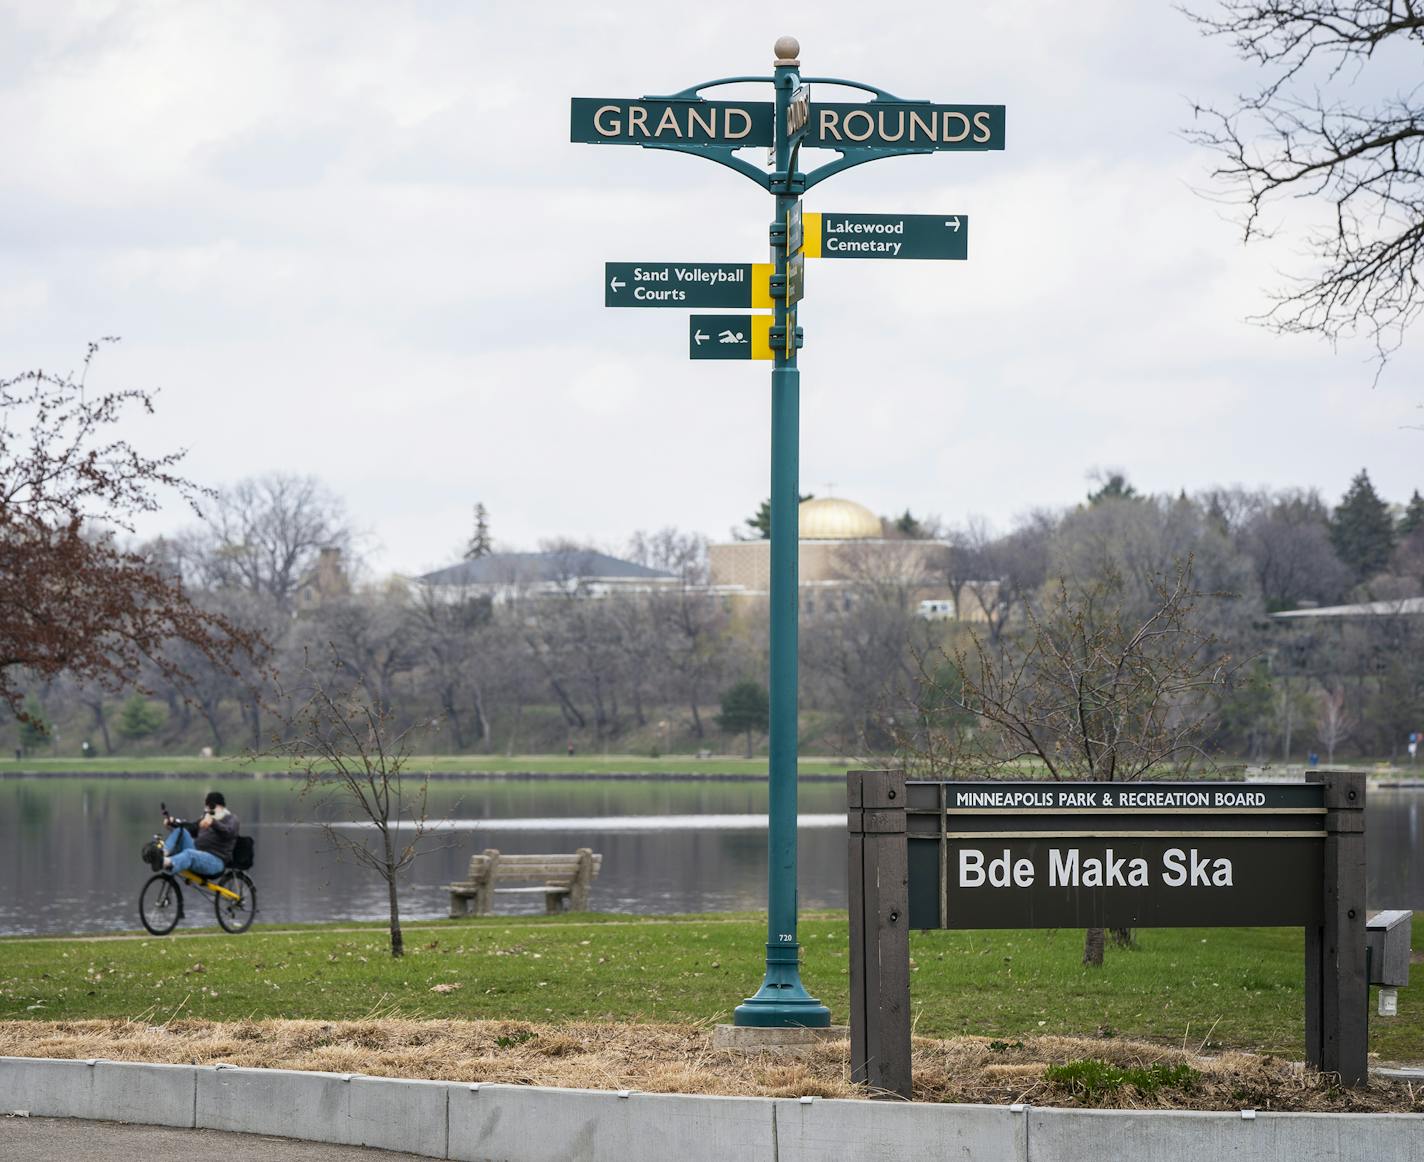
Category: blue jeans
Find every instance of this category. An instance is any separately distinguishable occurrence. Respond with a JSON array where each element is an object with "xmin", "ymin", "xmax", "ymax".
[{"xmin": 164, "ymin": 825, "xmax": 224, "ymax": 879}]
